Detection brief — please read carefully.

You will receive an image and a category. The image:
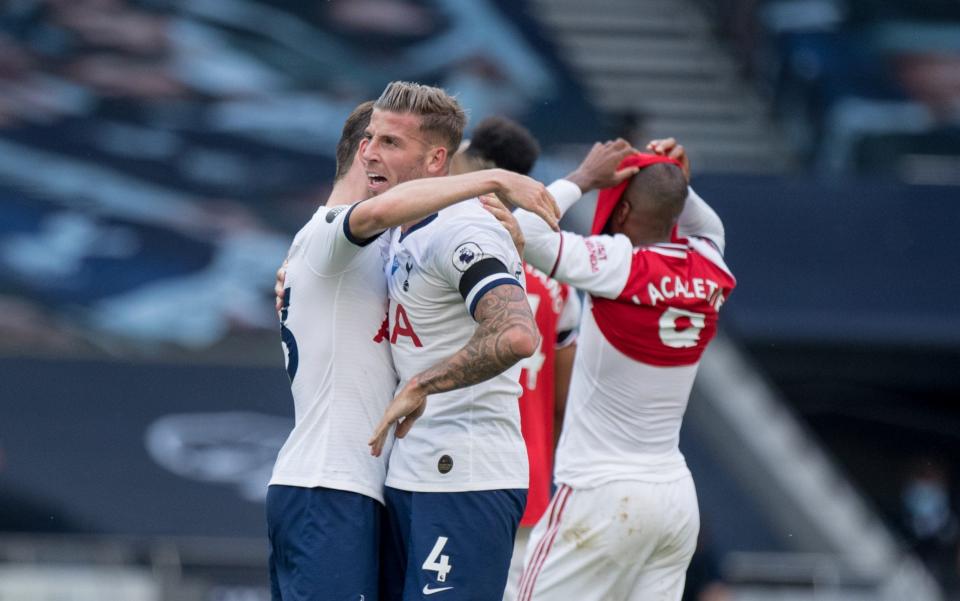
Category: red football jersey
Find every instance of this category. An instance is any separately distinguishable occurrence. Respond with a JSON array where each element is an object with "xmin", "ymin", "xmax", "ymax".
[
  {"xmin": 591, "ymin": 235, "xmax": 735, "ymax": 366},
  {"xmin": 514, "ymin": 182, "xmax": 737, "ymax": 489},
  {"xmin": 518, "ymin": 263, "xmax": 579, "ymax": 526}
]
